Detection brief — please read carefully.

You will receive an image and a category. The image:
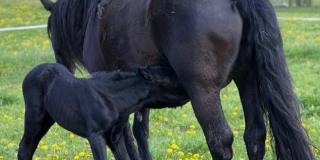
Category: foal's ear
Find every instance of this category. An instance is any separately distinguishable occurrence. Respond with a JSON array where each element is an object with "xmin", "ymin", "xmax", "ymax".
[
  {"xmin": 138, "ymin": 68, "xmax": 153, "ymax": 81},
  {"xmin": 138, "ymin": 66, "xmax": 177, "ymax": 84},
  {"xmin": 40, "ymin": 0, "xmax": 55, "ymax": 11}
]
